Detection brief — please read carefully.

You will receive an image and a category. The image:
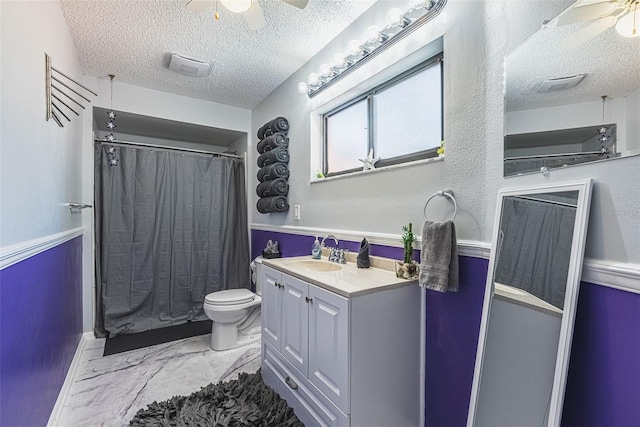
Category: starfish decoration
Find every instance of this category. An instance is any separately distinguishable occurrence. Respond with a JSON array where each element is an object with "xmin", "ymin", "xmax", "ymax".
[
  {"xmin": 600, "ymin": 146, "xmax": 609, "ymax": 156},
  {"xmin": 109, "ymin": 158, "xmax": 119, "ymax": 166},
  {"xmin": 106, "ymin": 120, "xmax": 116, "ymax": 130},
  {"xmin": 359, "ymin": 148, "xmax": 380, "ymax": 171},
  {"xmin": 598, "ymin": 126, "xmax": 607, "ymax": 134},
  {"xmin": 105, "ymin": 133, "xmax": 116, "ymax": 142},
  {"xmin": 599, "ymin": 135, "xmax": 609, "ymax": 144},
  {"xmin": 107, "ymin": 111, "xmax": 116, "ymax": 120},
  {"xmin": 107, "ymin": 146, "xmax": 116, "ymax": 154}
]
